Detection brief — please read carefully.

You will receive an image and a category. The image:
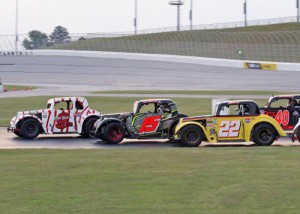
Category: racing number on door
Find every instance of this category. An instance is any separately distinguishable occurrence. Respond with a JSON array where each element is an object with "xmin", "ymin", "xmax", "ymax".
[
  {"xmin": 138, "ymin": 115, "xmax": 162, "ymax": 134},
  {"xmin": 274, "ymin": 110, "xmax": 289, "ymax": 126},
  {"xmin": 218, "ymin": 120, "xmax": 241, "ymax": 138}
]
